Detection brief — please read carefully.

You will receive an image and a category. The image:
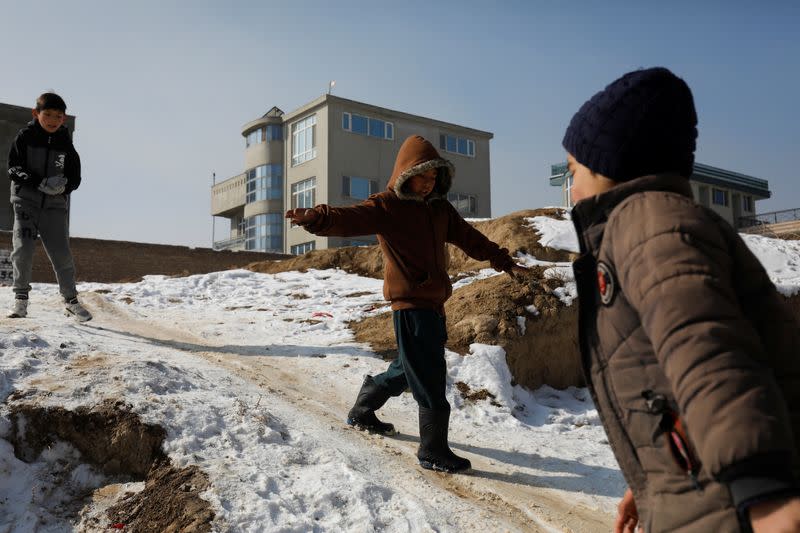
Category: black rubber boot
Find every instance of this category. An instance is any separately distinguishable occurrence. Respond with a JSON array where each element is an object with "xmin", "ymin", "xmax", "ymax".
[
  {"xmin": 346, "ymin": 375, "xmax": 396, "ymax": 435},
  {"xmin": 417, "ymin": 406, "xmax": 471, "ymax": 473}
]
